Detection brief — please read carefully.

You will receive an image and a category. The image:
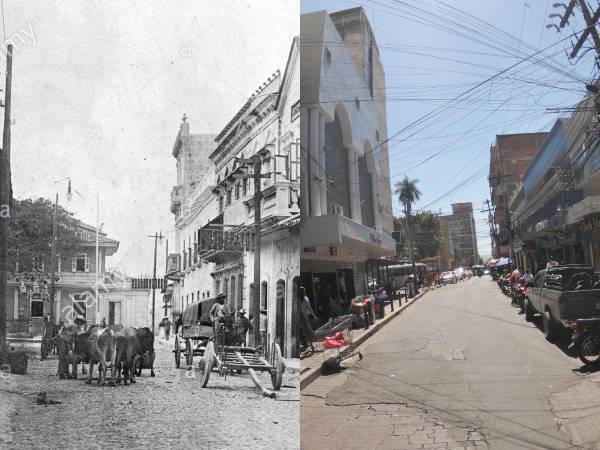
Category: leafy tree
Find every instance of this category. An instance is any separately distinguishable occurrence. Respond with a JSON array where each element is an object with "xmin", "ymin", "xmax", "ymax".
[
  {"xmin": 8, "ymin": 198, "xmax": 83, "ymax": 276},
  {"xmin": 393, "ymin": 211, "xmax": 442, "ymax": 261}
]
